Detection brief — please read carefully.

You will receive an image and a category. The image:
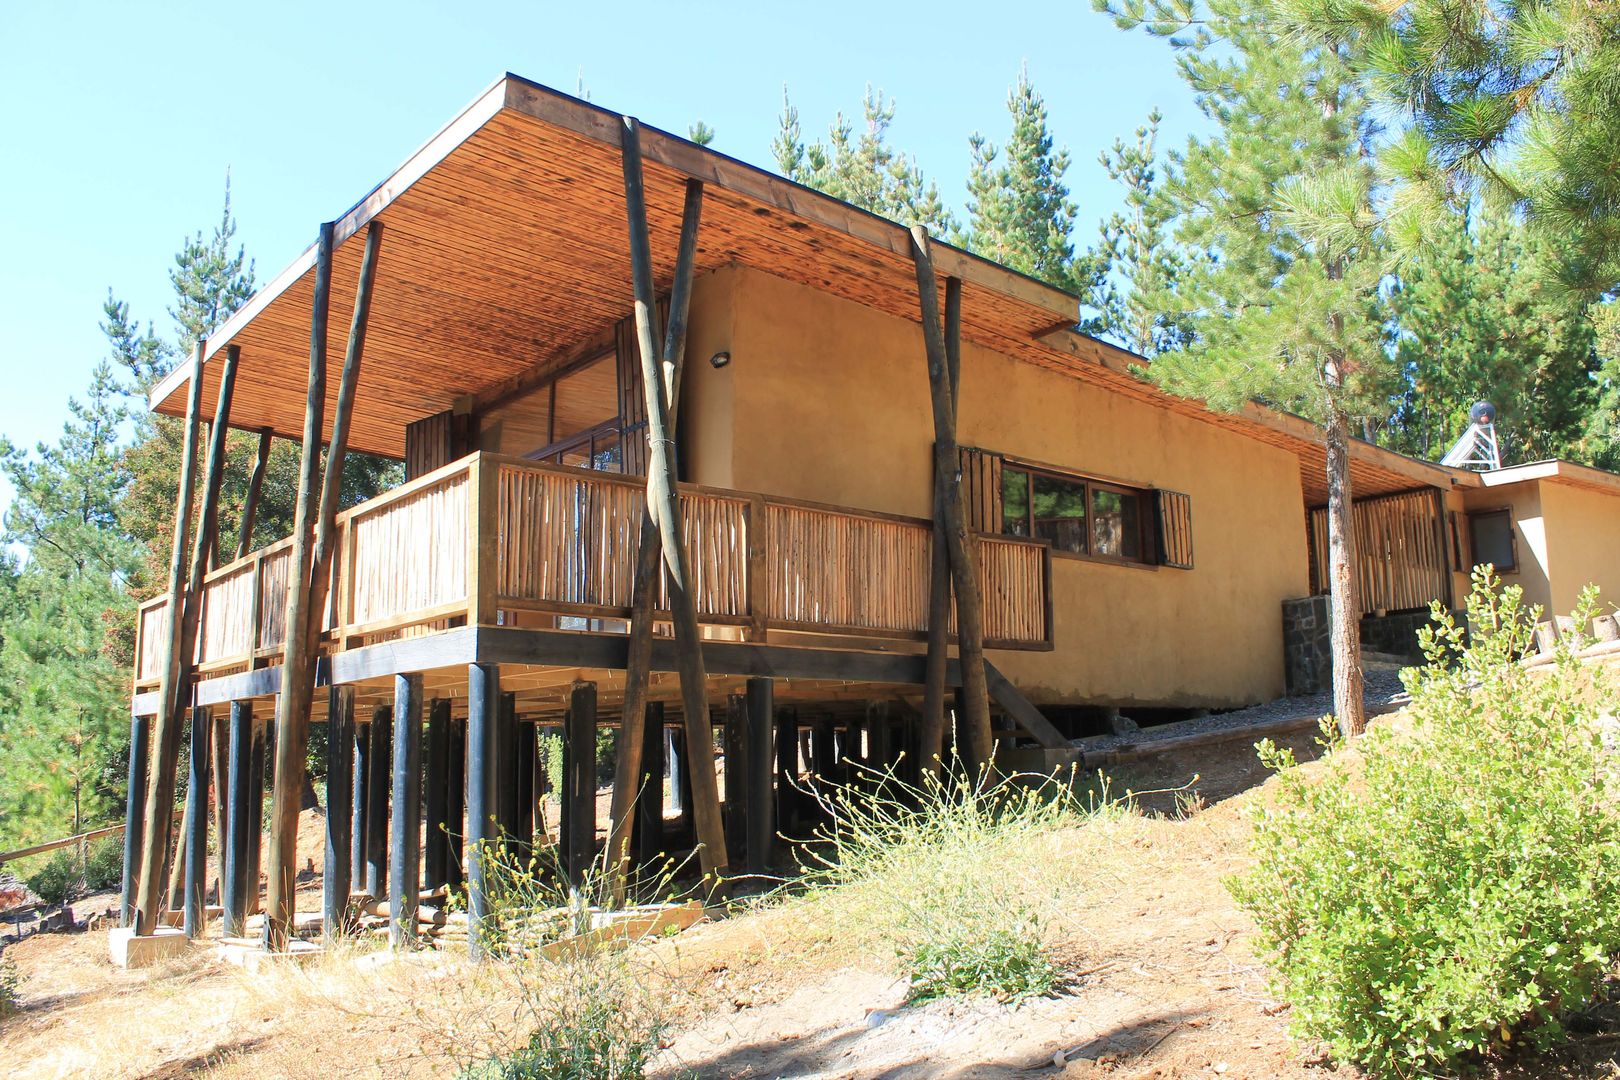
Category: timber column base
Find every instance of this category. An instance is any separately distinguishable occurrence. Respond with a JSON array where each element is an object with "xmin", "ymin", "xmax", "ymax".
[{"xmin": 108, "ymin": 926, "xmax": 189, "ymax": 969}]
